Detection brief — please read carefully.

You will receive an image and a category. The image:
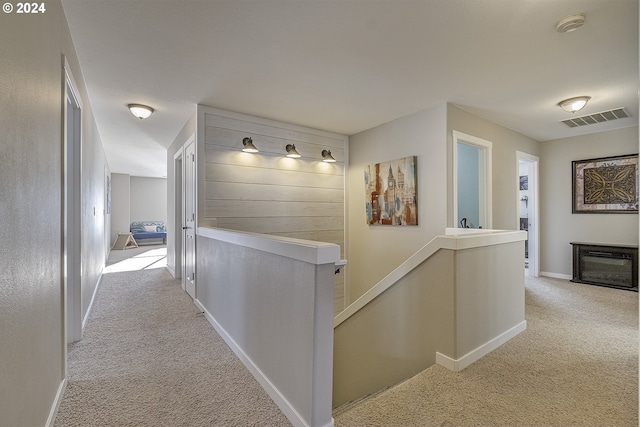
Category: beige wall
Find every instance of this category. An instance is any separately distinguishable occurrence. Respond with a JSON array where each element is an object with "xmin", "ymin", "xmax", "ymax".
[
  {"xmin": 539, "ymin": 126, "xmax": 639, "ymax": 276},
  {"xmin": 347, "ymin": 104, "xmax": 448, "ymax": 302},
  {"xmin": 0, "ymin": 1, "xmax": 107, "ymax": 424},
  {"xmin": 110, "ymin": 173, "xmax": 131, "ymax": 242},
  {"xmin": 130, "ymin": 176, "xmax": 167, "ymax": 223}
]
